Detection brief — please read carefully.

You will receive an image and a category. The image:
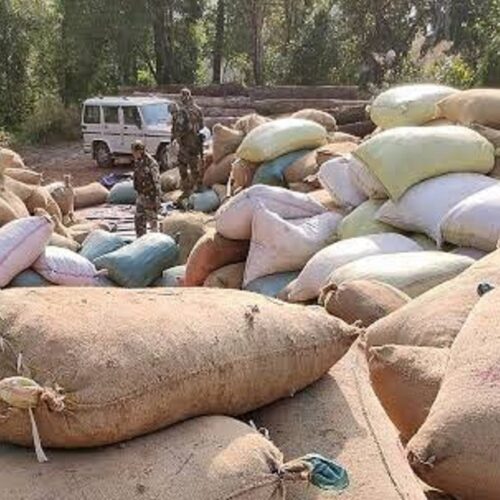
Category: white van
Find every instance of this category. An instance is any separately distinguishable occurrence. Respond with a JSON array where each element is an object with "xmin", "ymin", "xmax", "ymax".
[{"xmin": 82, "ymin": 96, "xmax": 174, "ymax": 169}]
